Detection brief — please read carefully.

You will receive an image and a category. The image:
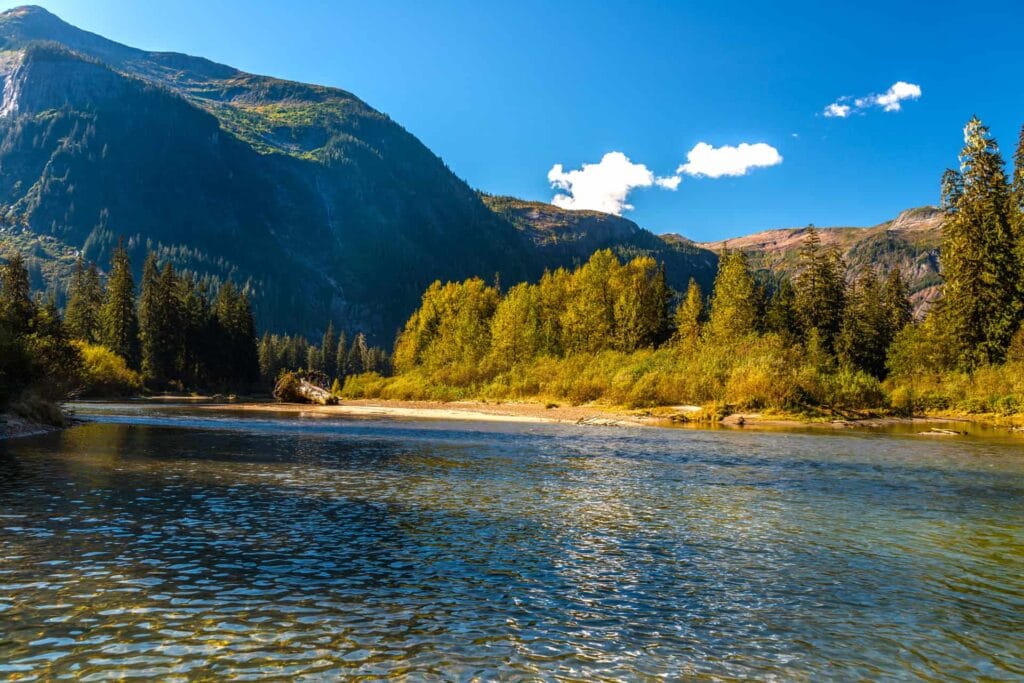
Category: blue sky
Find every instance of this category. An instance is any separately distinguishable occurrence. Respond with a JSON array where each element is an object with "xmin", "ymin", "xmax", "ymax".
[{"xmin": 8, "ymin": 0, "xmax": 1024, "ymax": 240}]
